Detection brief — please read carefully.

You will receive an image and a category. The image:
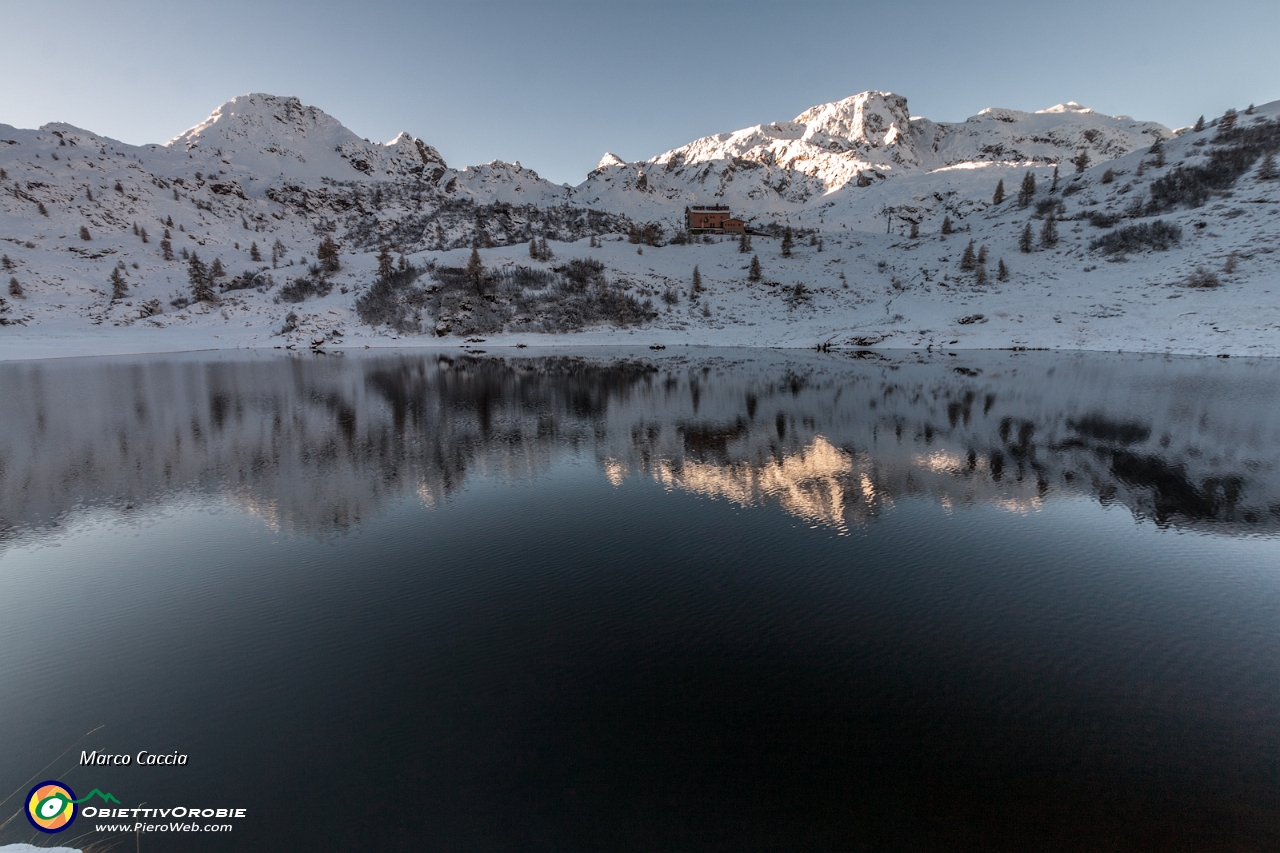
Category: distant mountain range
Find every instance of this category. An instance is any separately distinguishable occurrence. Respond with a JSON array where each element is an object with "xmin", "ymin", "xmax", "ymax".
[{"xmin": 0, "ymin": 90, "xmax": 1276, "ymax": 356}]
